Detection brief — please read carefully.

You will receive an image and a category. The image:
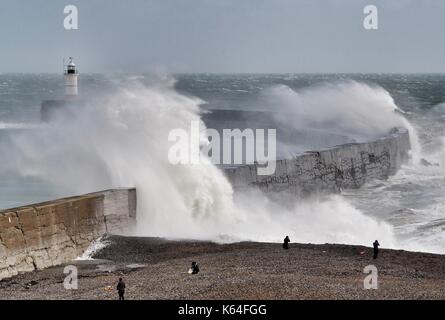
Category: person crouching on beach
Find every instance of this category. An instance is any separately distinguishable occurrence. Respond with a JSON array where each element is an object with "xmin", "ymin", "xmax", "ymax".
[{"xmin": 189, "ymin": 261, "xmax": 200, "ymax": 274}]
